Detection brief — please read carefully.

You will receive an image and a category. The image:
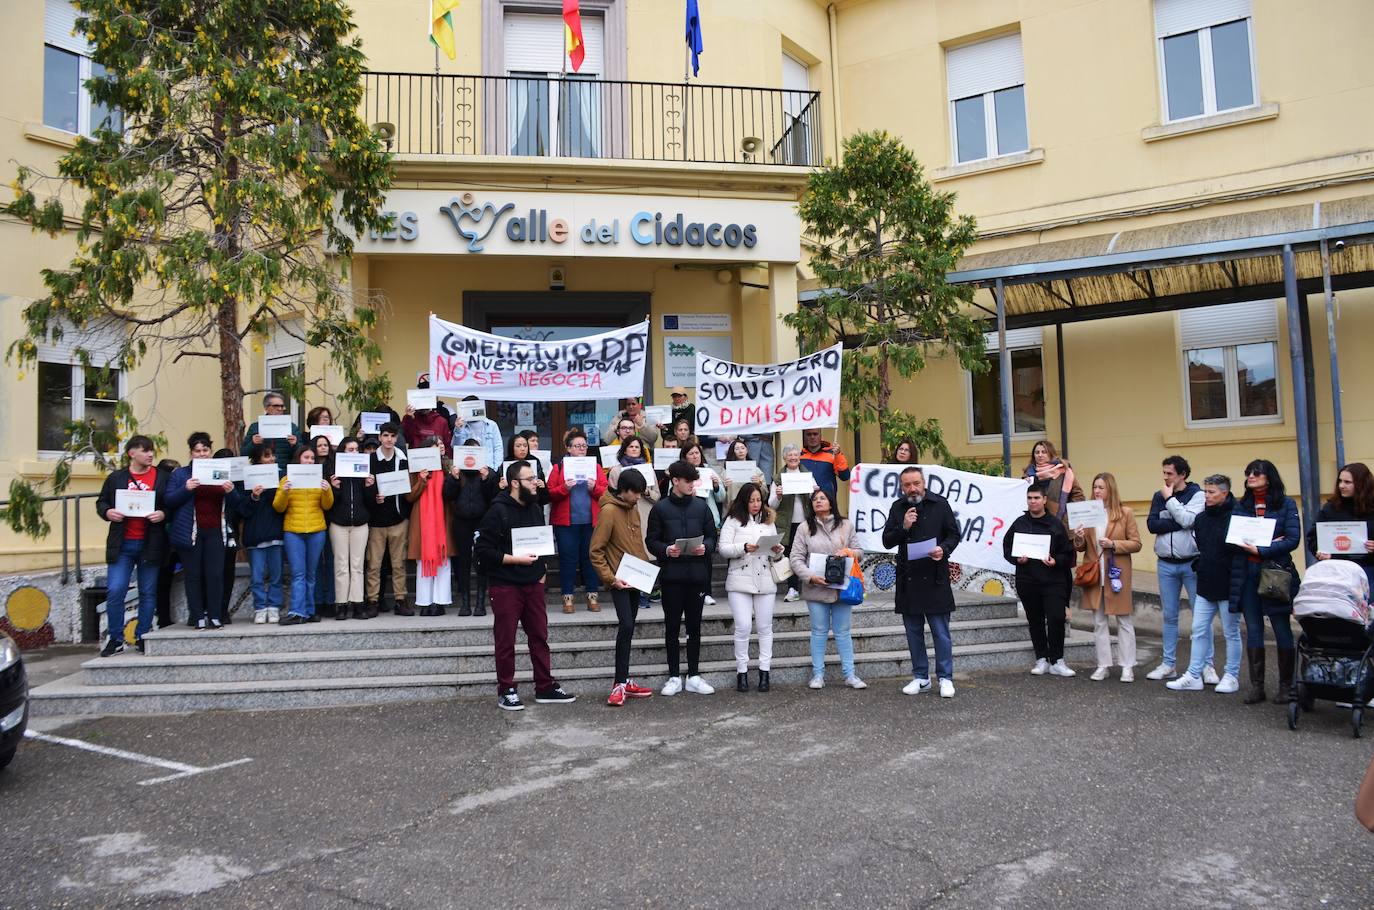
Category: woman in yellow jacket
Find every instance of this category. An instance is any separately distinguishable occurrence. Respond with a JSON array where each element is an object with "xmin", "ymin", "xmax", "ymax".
[
  {"xmin": 1073, "ymin": 472, "xmax": 1141, "ymax": 681},
  {"xmin": 274, "ymin": 446, "xmax": 334, "ymax": 625}
]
